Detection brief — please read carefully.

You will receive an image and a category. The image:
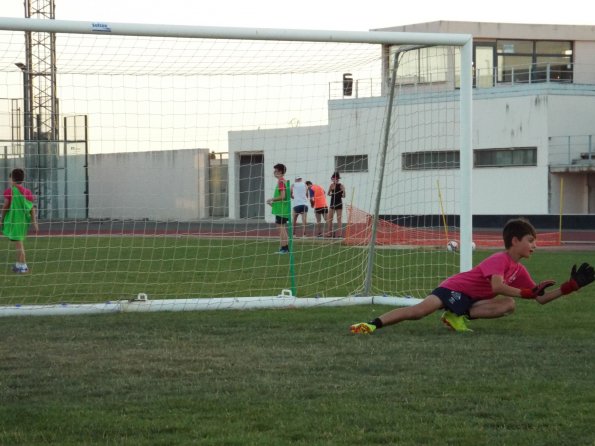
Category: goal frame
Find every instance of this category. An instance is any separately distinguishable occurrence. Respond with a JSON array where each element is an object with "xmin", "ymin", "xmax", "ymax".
[{"xmin": 0, "ymin": 17, "xmax": 473, "ymax": 316}]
